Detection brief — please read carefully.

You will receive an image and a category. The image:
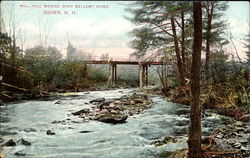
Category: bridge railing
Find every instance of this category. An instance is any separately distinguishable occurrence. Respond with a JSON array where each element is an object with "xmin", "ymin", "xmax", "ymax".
[{"xmin": 80, "ymin": 55, "xmax": 167, "ymax": 63}]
